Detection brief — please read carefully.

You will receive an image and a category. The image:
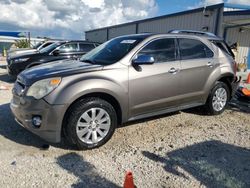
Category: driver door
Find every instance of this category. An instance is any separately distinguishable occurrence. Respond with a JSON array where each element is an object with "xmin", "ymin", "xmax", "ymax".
[{"xmin": 129, "ymin": 37, "xmax": 181, "ymax": 118}]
